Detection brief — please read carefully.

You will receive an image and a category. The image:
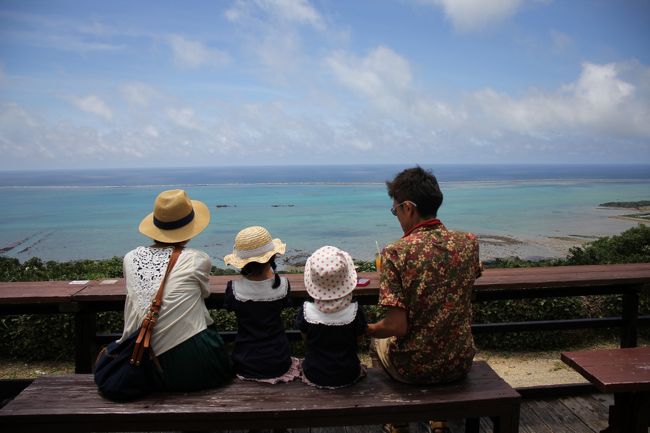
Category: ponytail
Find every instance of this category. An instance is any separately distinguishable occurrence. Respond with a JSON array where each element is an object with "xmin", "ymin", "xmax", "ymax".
[{"xmin": 271, "ymin": 259, "xmax": 281, "ymax": 289}]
